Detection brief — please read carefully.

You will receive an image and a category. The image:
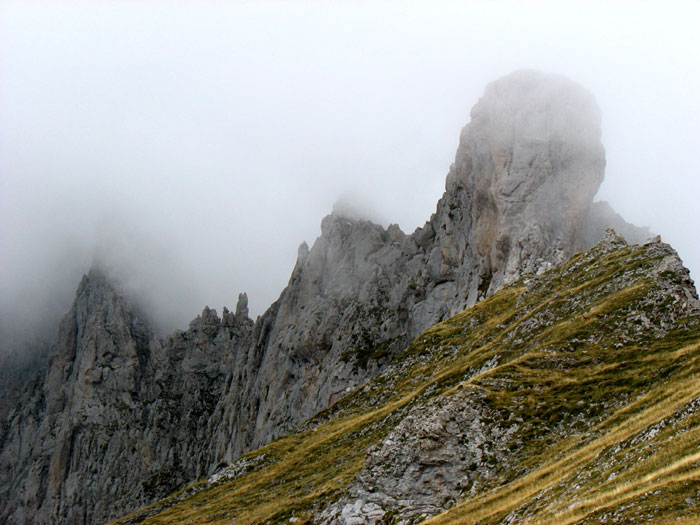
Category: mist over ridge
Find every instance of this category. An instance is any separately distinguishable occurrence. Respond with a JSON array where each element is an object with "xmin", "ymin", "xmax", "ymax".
[
  {"xmin": 1, "ymin": 1, "xmax": 698, "ymax": 354},
  {"xmin": 3, "ymin": 13, "xmax": 700, "ymax": 519}
]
